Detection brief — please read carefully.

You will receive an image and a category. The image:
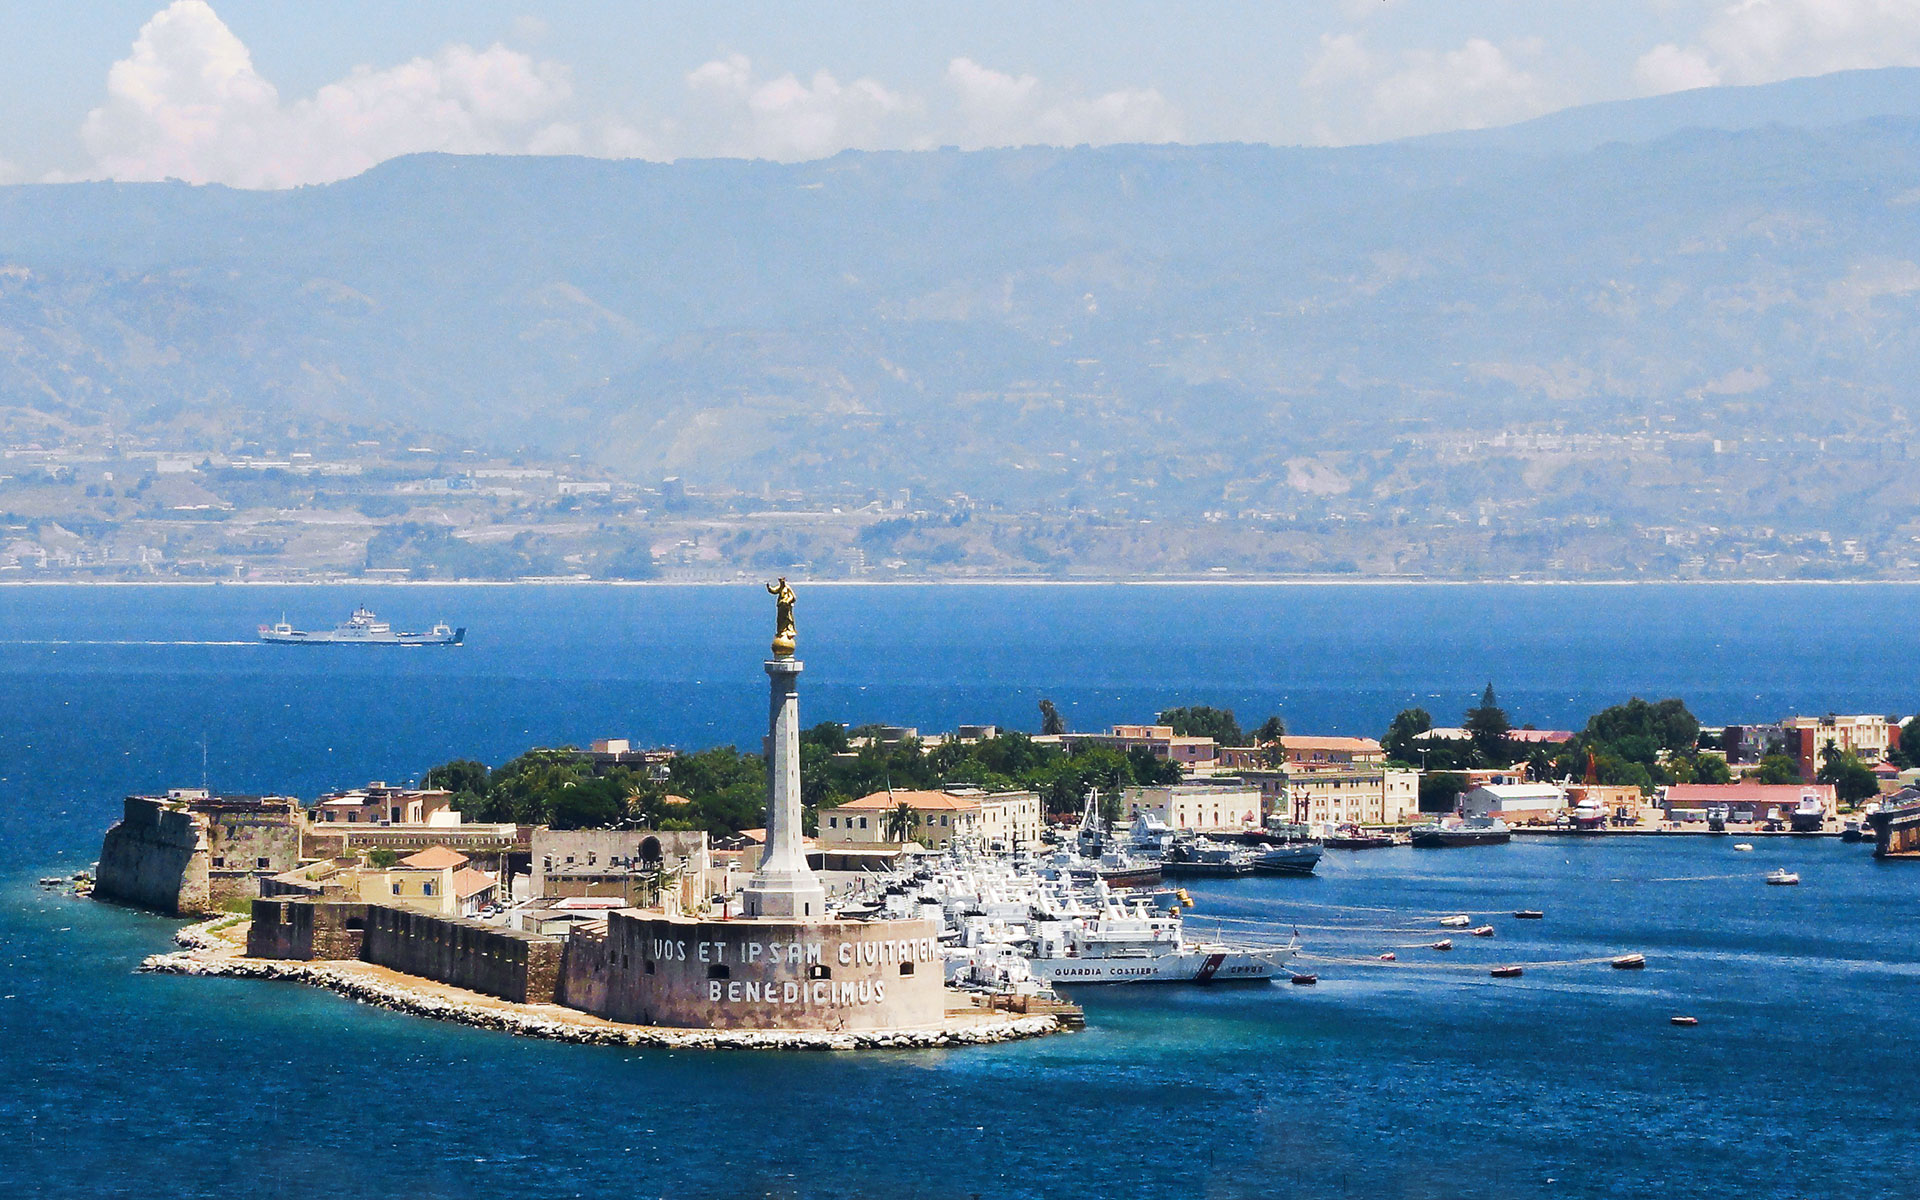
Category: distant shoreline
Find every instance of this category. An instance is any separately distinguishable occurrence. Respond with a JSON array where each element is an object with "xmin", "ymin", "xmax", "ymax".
[{"xmin": 0, "ymin": 577, "xmax": 1919, "ymax": 589}]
